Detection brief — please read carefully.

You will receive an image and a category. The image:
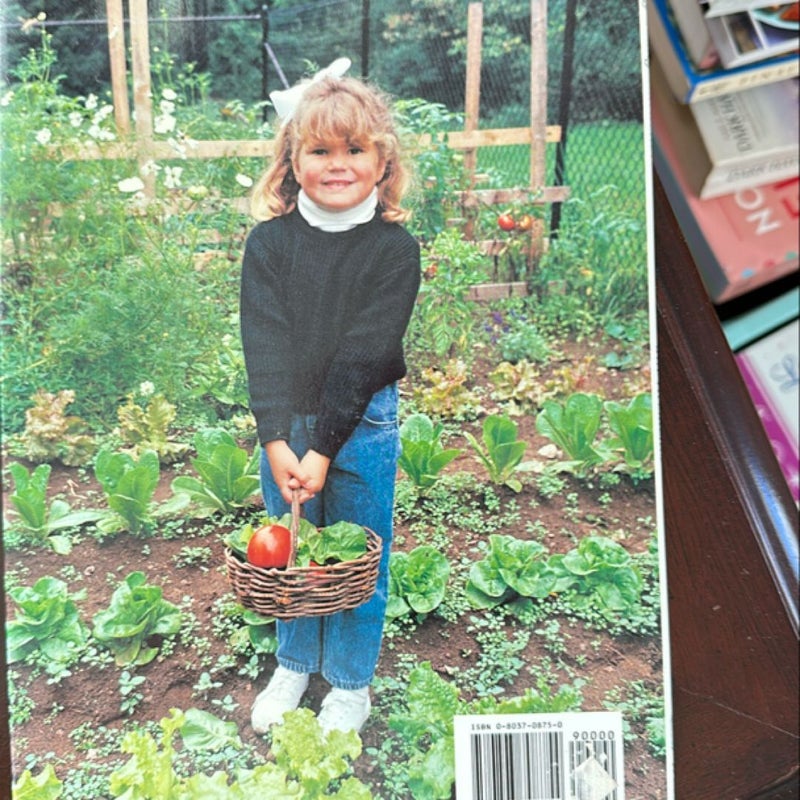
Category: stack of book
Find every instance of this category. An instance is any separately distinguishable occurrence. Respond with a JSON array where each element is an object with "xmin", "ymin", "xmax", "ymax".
[{"xmin": 649, "ymin": 0, "xmax": 799, "ymax": 500}]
